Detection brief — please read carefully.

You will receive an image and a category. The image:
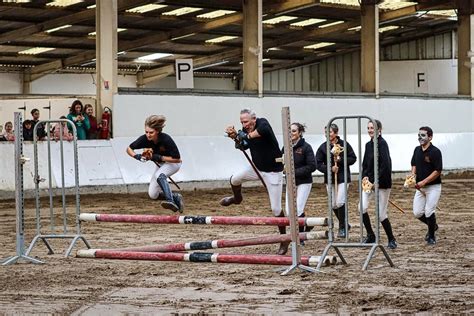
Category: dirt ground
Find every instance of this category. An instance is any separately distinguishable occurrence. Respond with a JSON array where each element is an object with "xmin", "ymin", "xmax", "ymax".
[{"xmin": 0, "ymin": 174, "xmax": 473, "ymax": 315}]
